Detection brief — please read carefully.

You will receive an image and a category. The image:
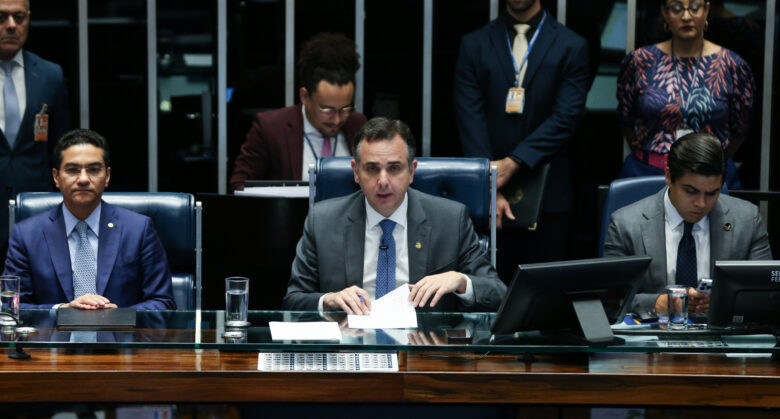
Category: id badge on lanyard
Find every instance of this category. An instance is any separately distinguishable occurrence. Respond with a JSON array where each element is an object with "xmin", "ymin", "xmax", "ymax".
[
  {"xmin": 34, "ymin": 103, "xmax": 48, "ymax": 142},
  {"xmin": 505, "ymin": 87, "xmax": 525, "ymax": 114},
  {"xmin": 504, "ymin": 11, "xmax": 546, "ymax": 115}
]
